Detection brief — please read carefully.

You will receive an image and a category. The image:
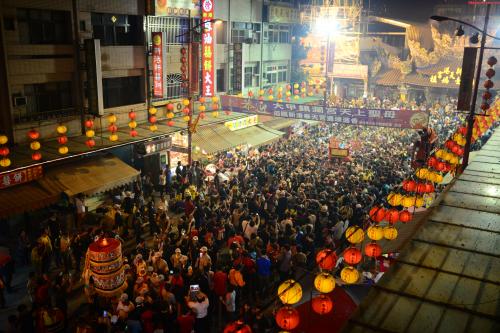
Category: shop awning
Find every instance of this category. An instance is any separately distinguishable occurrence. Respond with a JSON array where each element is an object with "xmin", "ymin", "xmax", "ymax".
[
  {"xmin": 0, "ymin": 181, "xmax": 61, "ymax": 219},
  {"xmin": 262, "ymin": 118, "xmax": 298, "ymax": 130},
  {"xmin": 234, "ymin": 125, "xmax": 284, "ymax": 147},
  {"xmin": 43, "ymin": 155, "xmax": 140, "ymax": 197},
  {"xmin": 192, "ymin": 125, "xmax": 246, "ymax": 154}
]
